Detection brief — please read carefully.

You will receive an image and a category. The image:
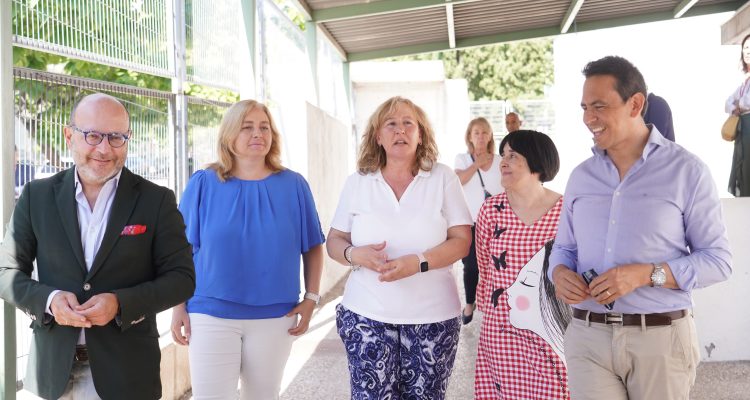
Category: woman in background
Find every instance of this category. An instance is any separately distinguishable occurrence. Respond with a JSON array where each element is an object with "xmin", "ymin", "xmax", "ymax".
[
  {"xmin": 725, "ymin": 33, "xmax": 750, "ymax": 197},
  {"xmin": 454, "ymin": 117, "xmax": 503, "ymax": 324},
  {"xmin": 171, "ymin": 100, "xmax": 325, "ymax": 400}
]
